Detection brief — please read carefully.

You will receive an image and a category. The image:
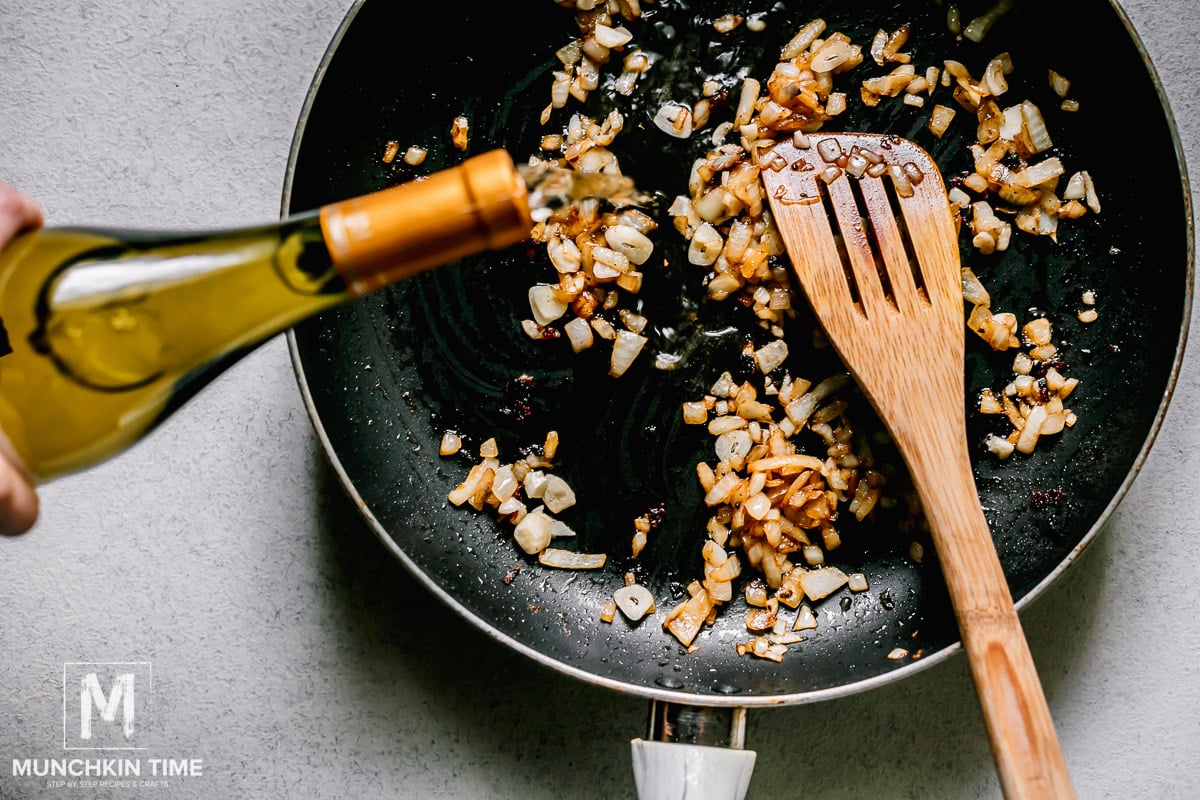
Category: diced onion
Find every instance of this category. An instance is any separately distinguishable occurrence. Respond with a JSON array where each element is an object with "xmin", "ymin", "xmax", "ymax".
[
  {"xmin": 610, "ymin": 330, "xmax": 648, "ymax": 377},
  {"xmin": 539, "ymin": 549, "xmax": 607, "ymax": 569},
  {"xmin": 653, "ymin": 102, "xmax": 694, "ymax": 138},
  {"xmin": 514, "ymin": 512, "xmax": 553, "ymax": 555},
  {"xmin": 797, "ymin": 566, "xmax": 849, "ymax": 601}
]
